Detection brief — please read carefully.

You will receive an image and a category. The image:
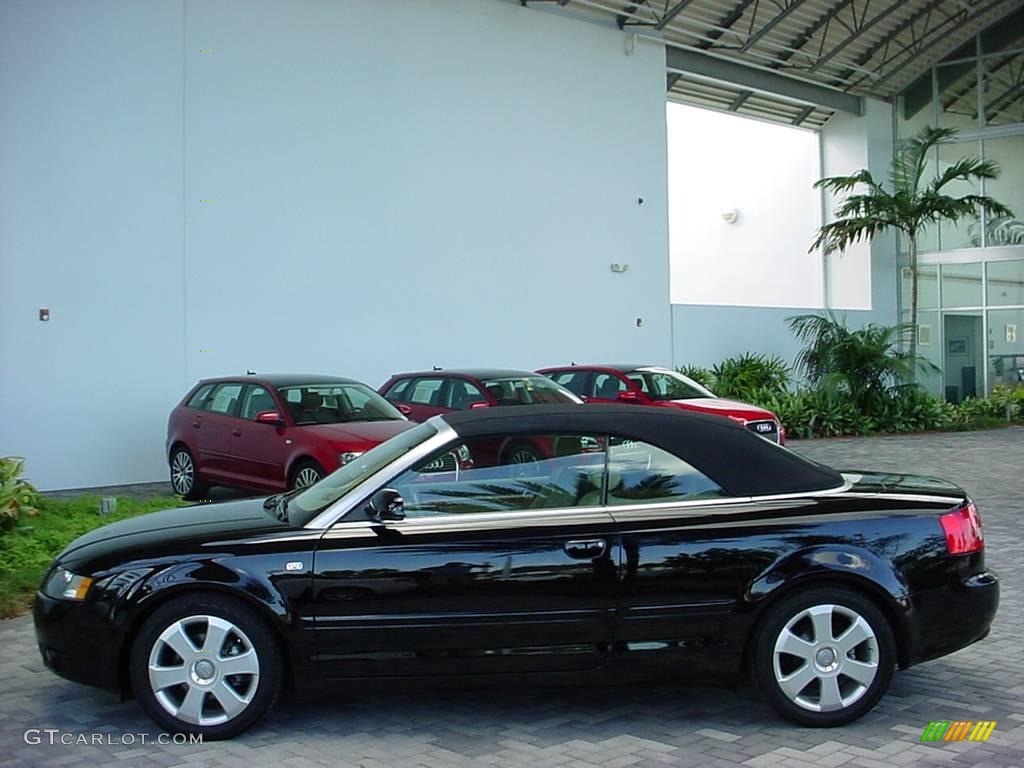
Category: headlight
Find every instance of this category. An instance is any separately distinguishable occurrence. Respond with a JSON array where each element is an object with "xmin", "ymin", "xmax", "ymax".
[
  {"xmin": 338, "ymin": 451, "xmax": 364, "ymax": 465},
  {"xmin": 41, "ymin": 566, "xmax": 94, "ymax": 601}
]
